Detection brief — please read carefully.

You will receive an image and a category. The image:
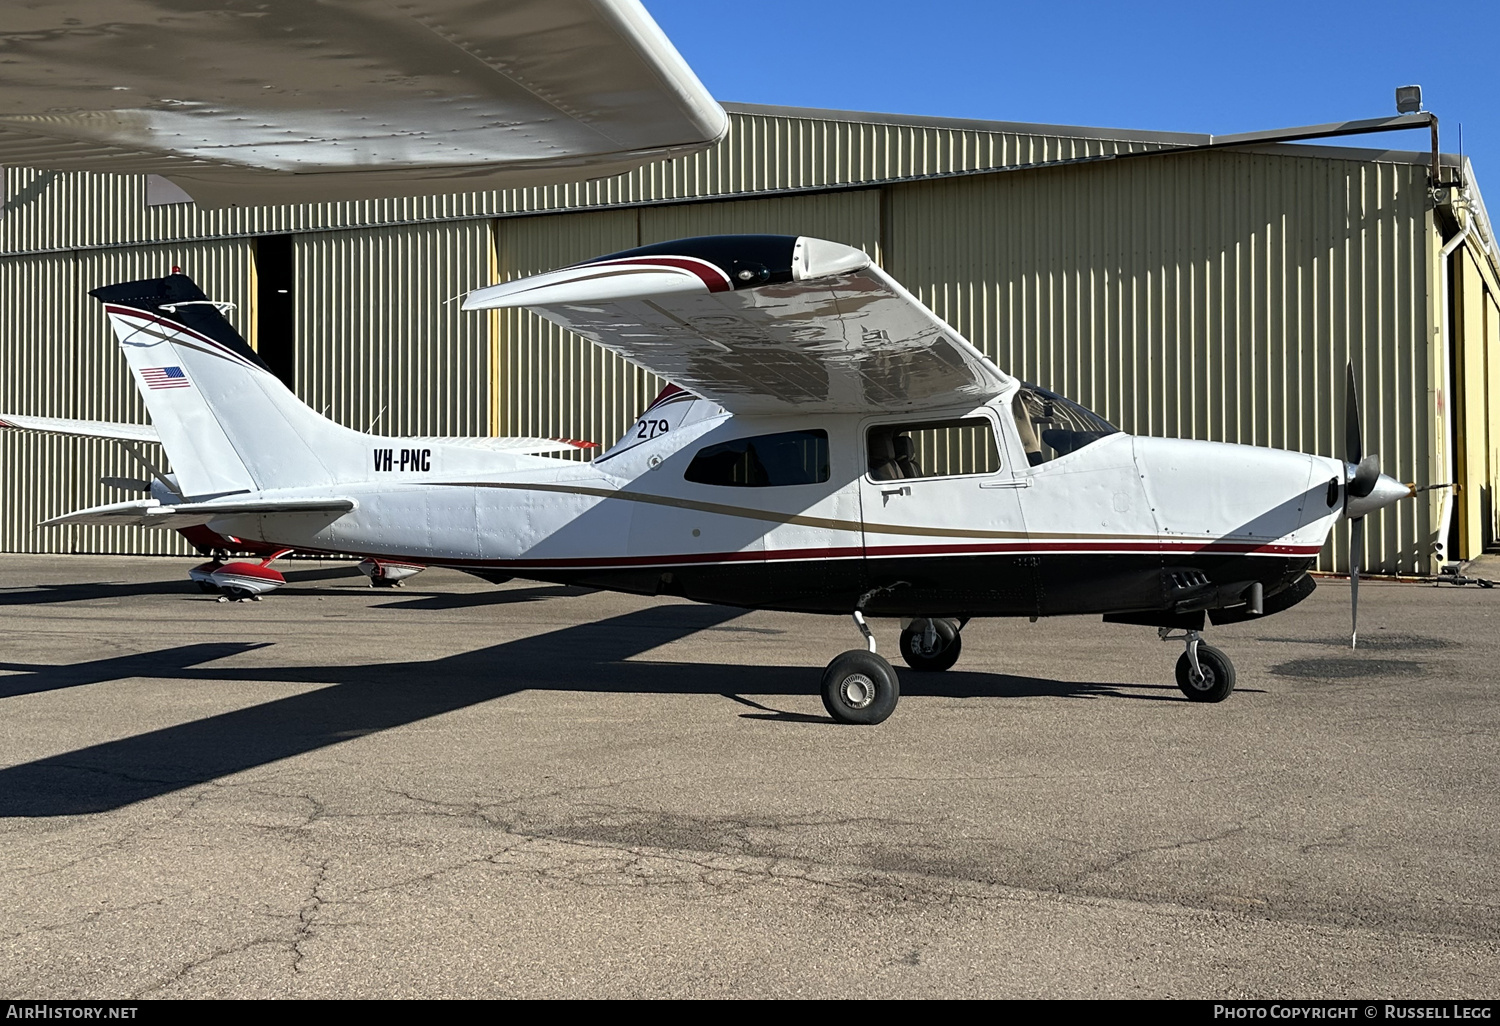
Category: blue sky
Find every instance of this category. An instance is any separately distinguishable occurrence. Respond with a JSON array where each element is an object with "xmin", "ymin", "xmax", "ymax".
[{"xmin": 646, "ymin": 0, "xmax": 1499, "ymax": 187}]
